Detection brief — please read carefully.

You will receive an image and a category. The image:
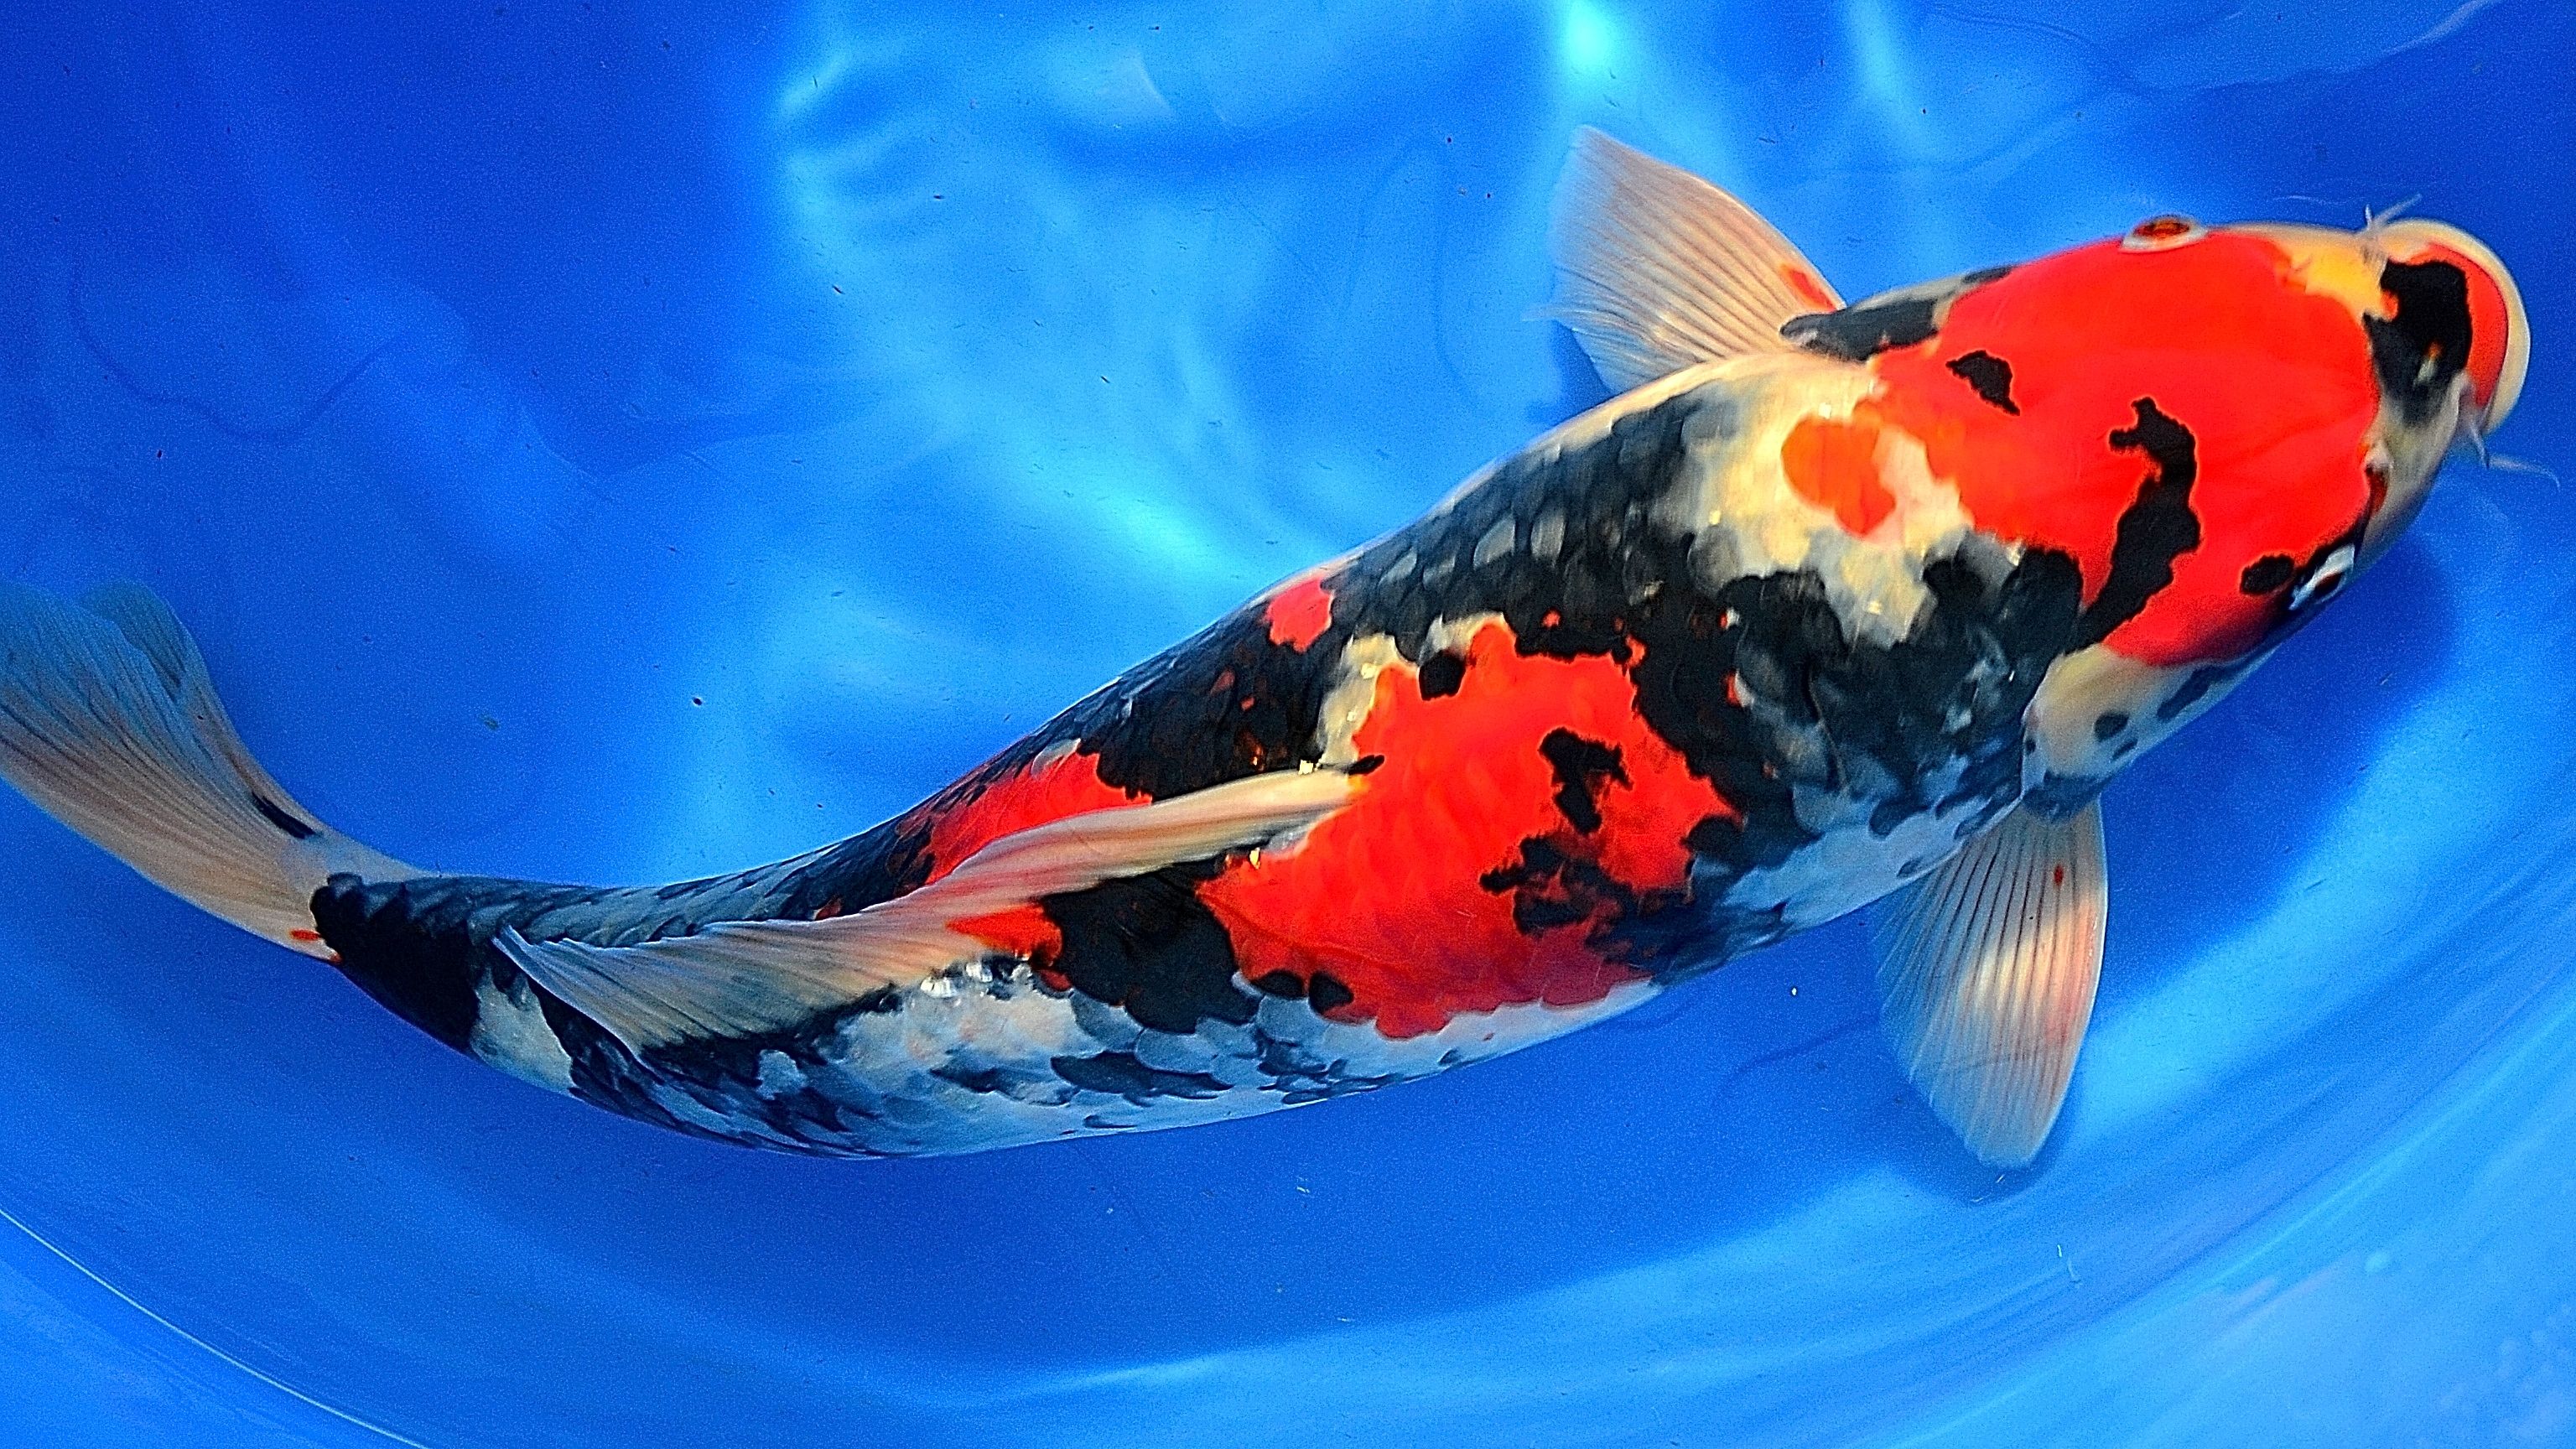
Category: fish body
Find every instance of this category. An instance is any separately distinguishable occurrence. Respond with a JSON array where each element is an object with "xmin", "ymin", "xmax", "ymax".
[{"xmin": 0, "ymin": 133, "xmax": 2527, "ymax": 1164}]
